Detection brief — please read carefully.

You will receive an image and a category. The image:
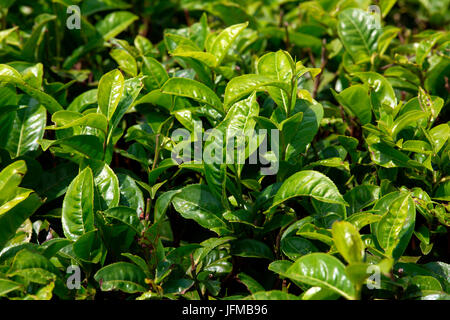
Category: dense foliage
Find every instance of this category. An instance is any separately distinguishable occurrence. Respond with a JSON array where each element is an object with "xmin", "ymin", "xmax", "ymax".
[{"xmin": 0, "ymin": 0, "xmax": 449, "ymax": 300}]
